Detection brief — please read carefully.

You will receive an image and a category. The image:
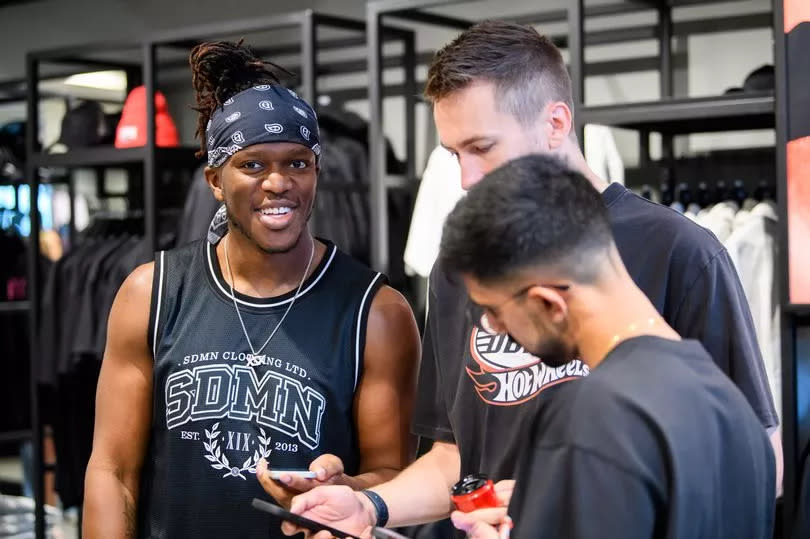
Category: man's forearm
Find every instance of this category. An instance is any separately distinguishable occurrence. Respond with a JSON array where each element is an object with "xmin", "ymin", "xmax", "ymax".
[
  {"xmin": 367, "ymin": 441, "xmax": 461, "ymax": 527},
  {"xmin": 83, "ymin": 466, "xmax": 139, "ymax": 539}
]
